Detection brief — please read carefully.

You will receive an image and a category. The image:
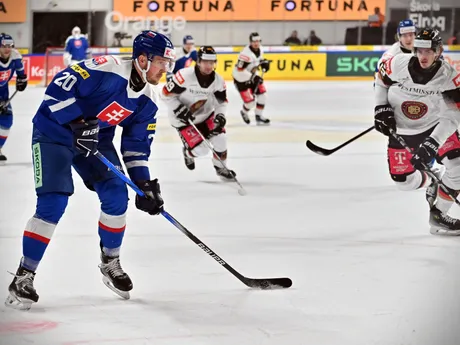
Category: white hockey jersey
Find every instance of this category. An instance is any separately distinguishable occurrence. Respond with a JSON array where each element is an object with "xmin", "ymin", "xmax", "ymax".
[
  {"xmin": 161, "ymin": 66, "xmax": 228, "ymax": 128},
  {"xmin": 232, "ymin": 45, "xmax": 264, "ymax": 83},
  {"xmin": 375, "ymin": 54, "xmax": 460, "ymax": 144},
  {"xmin": 380, "ymin": 42, "xmax": 412, "ymax": 62}
]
